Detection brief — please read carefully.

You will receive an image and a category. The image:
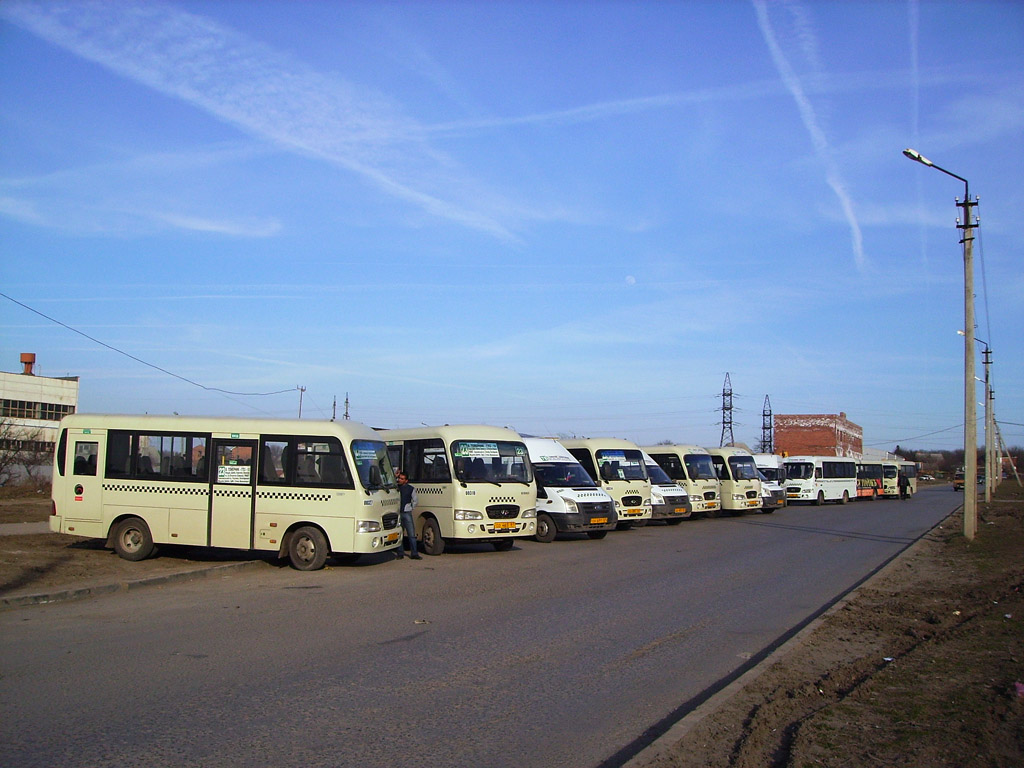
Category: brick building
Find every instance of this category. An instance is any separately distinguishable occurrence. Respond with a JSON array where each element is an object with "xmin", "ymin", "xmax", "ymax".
[{"xmin": 774, "ymin": 412, "xmax": 863, "ymax": 458}]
